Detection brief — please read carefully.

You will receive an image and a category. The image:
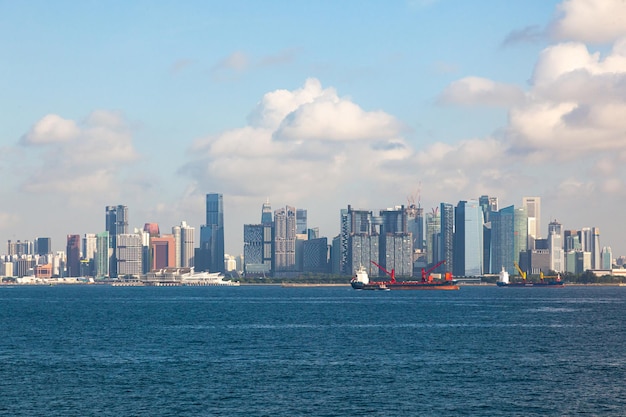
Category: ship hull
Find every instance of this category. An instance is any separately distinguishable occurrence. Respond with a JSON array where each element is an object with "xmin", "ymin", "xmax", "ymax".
[
  {"xmin": 351, "ymin": 281, "xmax": 459, "ymax": 290},
  {"xmin": 497, "ymin": 281, "xmax": 564, "ymax": 287}
]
